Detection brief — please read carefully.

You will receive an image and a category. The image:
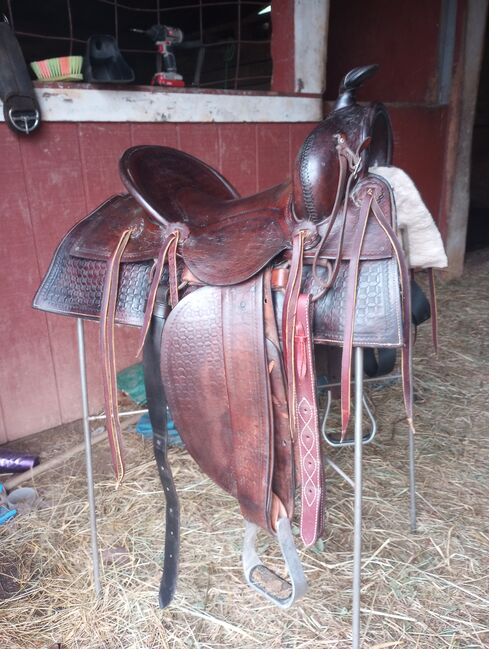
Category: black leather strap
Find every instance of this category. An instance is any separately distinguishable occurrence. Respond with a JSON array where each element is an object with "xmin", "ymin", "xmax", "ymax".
[
  {"xmin": 142, "ymin": 285, "xmax": 180, "ymax": 608},
  {"xmin": 363, "ymin": 347, "xmax": 397, "ymax": 378},
  {"xmin": 0, "ymin": 22, "xmax": 41, "ymax": 134},
  {"xmin": 411, "ymin": 278, "xmax": 431, "ymax": 326}
]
